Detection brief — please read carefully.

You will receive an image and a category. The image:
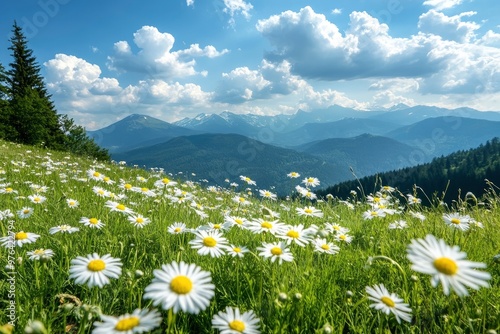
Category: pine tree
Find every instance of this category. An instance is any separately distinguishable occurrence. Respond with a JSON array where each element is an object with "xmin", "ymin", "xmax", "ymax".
[
  {"xmin": 0, "ymin": 62, "xmax": 14, "ymax": 139},
  {"xmin": 7, "ymin": 21, "xmax": 65, "ymax": 148}
]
